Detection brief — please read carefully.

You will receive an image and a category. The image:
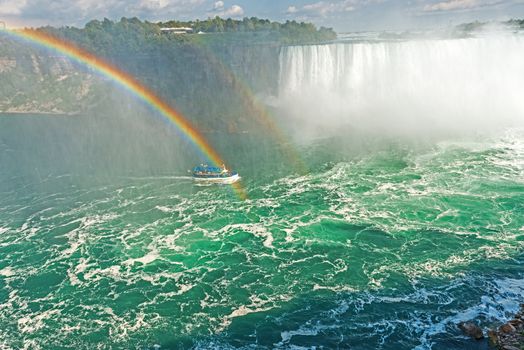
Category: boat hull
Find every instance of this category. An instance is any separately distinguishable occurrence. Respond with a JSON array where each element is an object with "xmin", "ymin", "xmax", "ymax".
[{"xmin": 192, "ymin": 174, "xmax": 240, "ymax": 184}]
